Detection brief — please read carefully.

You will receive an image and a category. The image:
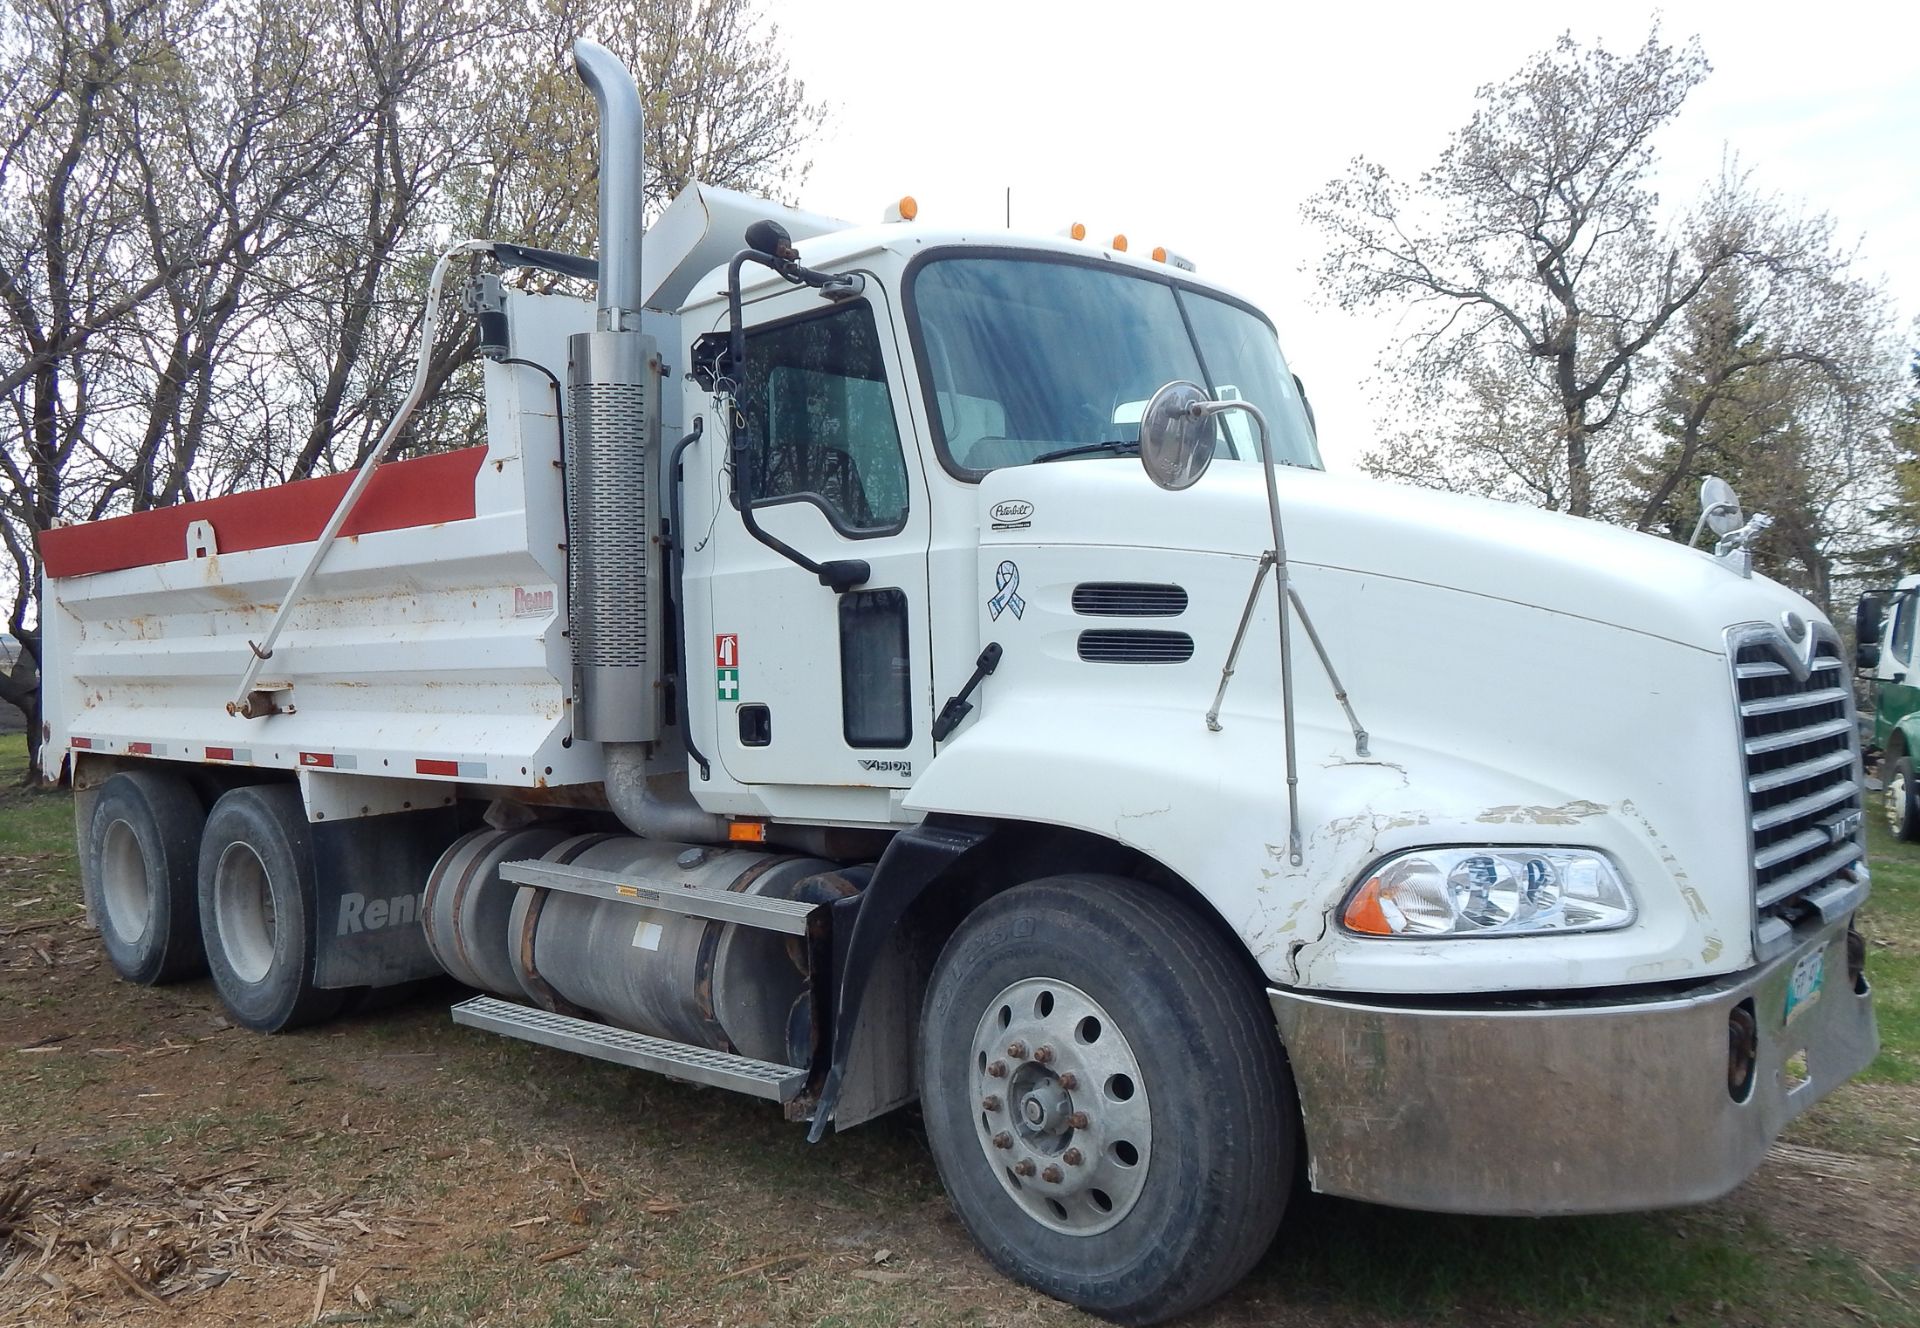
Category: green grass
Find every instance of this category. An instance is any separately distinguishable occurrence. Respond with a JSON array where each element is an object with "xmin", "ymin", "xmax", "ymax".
[
  {"xmin": 4, "ymin": 728, "xmax": 1918, "ymax": 1327},
  {"xmin": 0, "ymin": 732, "xmax": 78, "ymax": 927},
  {"xmin": 1862, "ymin": 819, "xmax": 1920, "ymax": 1083}
]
